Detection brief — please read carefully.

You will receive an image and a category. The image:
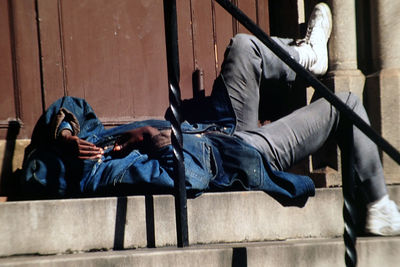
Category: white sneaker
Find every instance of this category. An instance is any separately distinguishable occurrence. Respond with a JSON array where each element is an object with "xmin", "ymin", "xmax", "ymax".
[
  {"xmin": 365, "ymin": 195, "xmax": 400, "ymax": 236},
  {"xmin": 295, "ymin": 2, "xmax": 332, "ymax": 76}
]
